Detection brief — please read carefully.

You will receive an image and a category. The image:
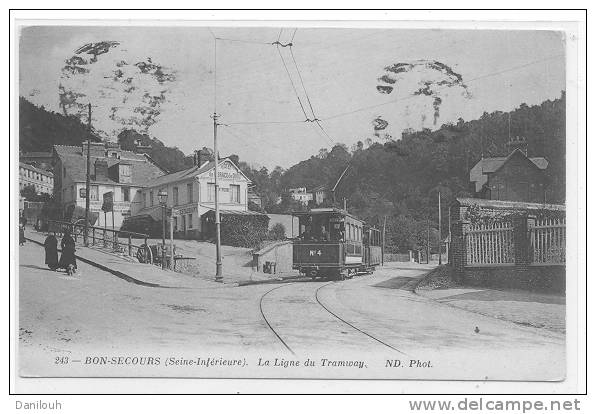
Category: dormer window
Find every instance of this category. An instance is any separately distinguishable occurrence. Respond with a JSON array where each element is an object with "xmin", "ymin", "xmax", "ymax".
[{"xmin": 120, "ymin": 164, "xmax": 131, "ymax": 177}]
